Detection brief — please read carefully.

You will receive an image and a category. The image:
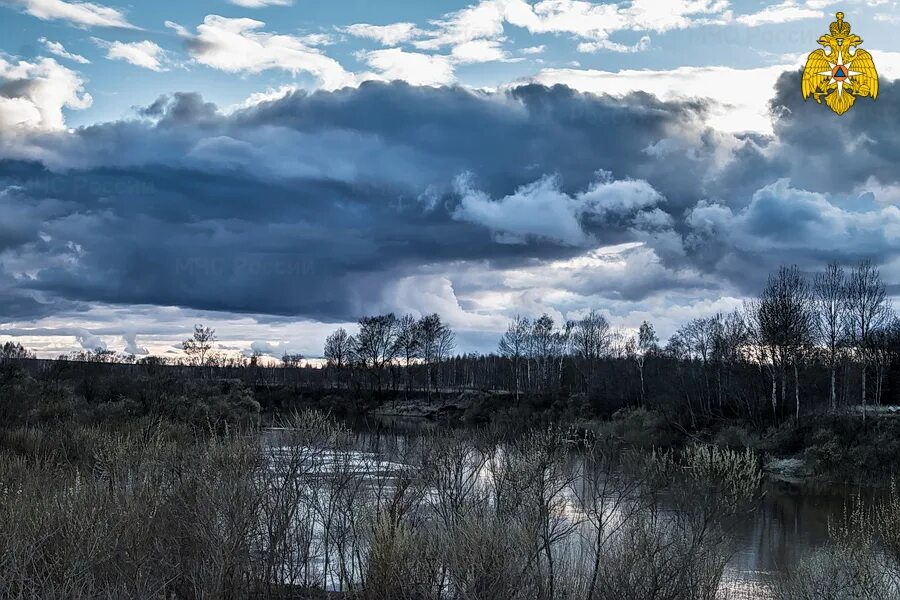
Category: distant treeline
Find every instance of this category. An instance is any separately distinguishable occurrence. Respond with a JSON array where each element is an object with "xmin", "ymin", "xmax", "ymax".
[
  {"xmin": 3, "ymin": 260, "xmax": 899, "ymax": 427},
  {"xmin": 309, "ymin": 260, "xmax": 900, "ymax": 426}
]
